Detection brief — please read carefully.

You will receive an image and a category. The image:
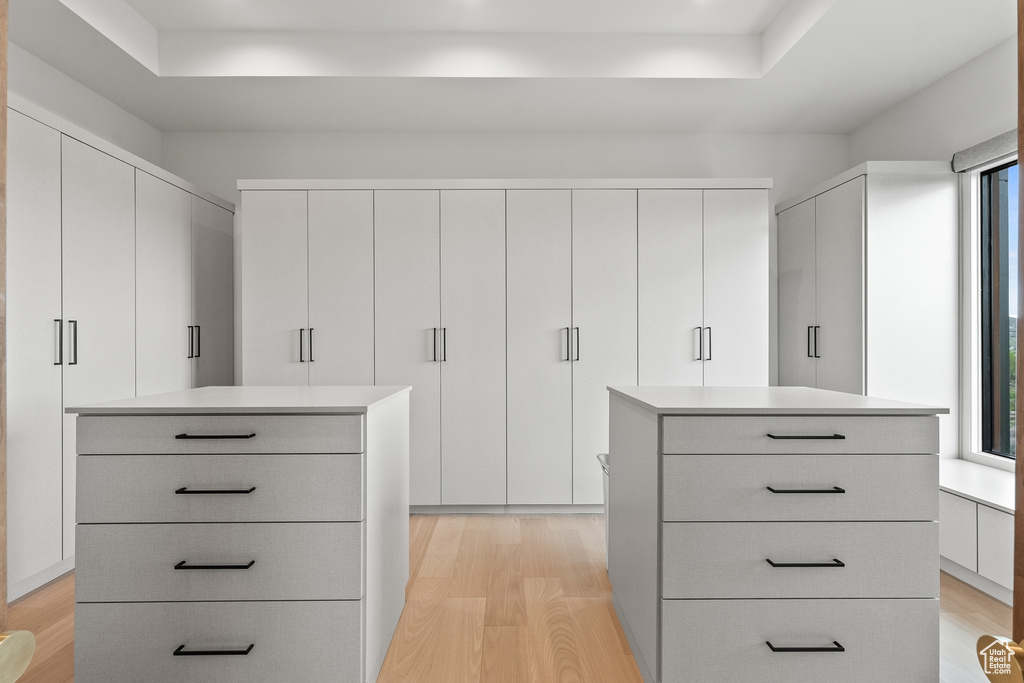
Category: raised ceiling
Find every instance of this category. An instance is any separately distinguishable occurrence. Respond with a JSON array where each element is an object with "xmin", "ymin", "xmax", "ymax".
[{"xmin": 8, "ymin": 0, "xmax": 1016, "ymax": 134}]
